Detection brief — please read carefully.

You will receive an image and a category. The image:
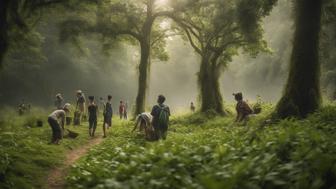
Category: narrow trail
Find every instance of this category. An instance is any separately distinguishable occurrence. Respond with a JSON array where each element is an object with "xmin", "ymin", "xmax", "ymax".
[{"xmin": 46, "ymin": 136, "xmax": 103, "ymax": 189}]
